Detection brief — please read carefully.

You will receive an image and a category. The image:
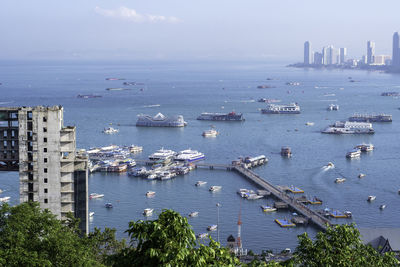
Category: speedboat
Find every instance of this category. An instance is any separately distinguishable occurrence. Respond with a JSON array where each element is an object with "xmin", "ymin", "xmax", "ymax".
[
  {"xmin": 89, "ymin": 212, "xmax": 95, "ymax": 217},
  {"xmin": 143, "ymin": 208, "xmax": 154, "ymax": 216},
  {"xmin": 344, "ymin": 211, "xmax": 352, "ymax": 218},
  {"xmin": 207, "ymin": 225, "xmax": 218, "ymax": 231},
  {"xmin": 0, "ymin": 196, "xmax": 10, "ymax": 202},
  {"xmin": 358, "ymin": 173, "xmax": 366, "ymax": 178},
  {"xmin": 335, "ymin": 178, "xmax": 346, "ymax": 183},
  {"xmin": 367, "ymin": 196, "xmax": 376, "ymax": 202},
  {"xmin": 261, "ymin": 205, "xmax": 277, "ymax": 212},
  {"xmin": 189, "ymin": 211, "xmax": 199, "ymax": 217},
  {"xmin": 379, "ymin": 204, "xmax": 386, "ymax": 210},
  {"xmin": 325, "ymin": 162, "xmax": 334, "ymax": 168},
  {"xmin": 105, "ymin": 203, "xmax": 113, "ymax": 208},
  {"xmin": 197, "ymin": 233, "xmax": 208, "ymax": 239},
  {"xmin": 202, "ymin": 129, "xmax": 219, "ymax": 137},
  {"xmin": 195, "ymin": 181, "xmax": 207, "ymax": 186},
  {"xmin": 90, "ymin": 193, "xmax": 104, "ymax": 199},
  {"xmin": 102, "ymin": 127, "xmax": 119, "ymax": 134},
  {"xmin": 209, "ymin": 186, "xmax": 222, "ymax": 192},
  {"xmin": 305, "ymin": 122, "xmax": 315, "ymax": 126},
  {"xmin": 146, "ymin": 191, "xmax": 156, "ymax": 197}
]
